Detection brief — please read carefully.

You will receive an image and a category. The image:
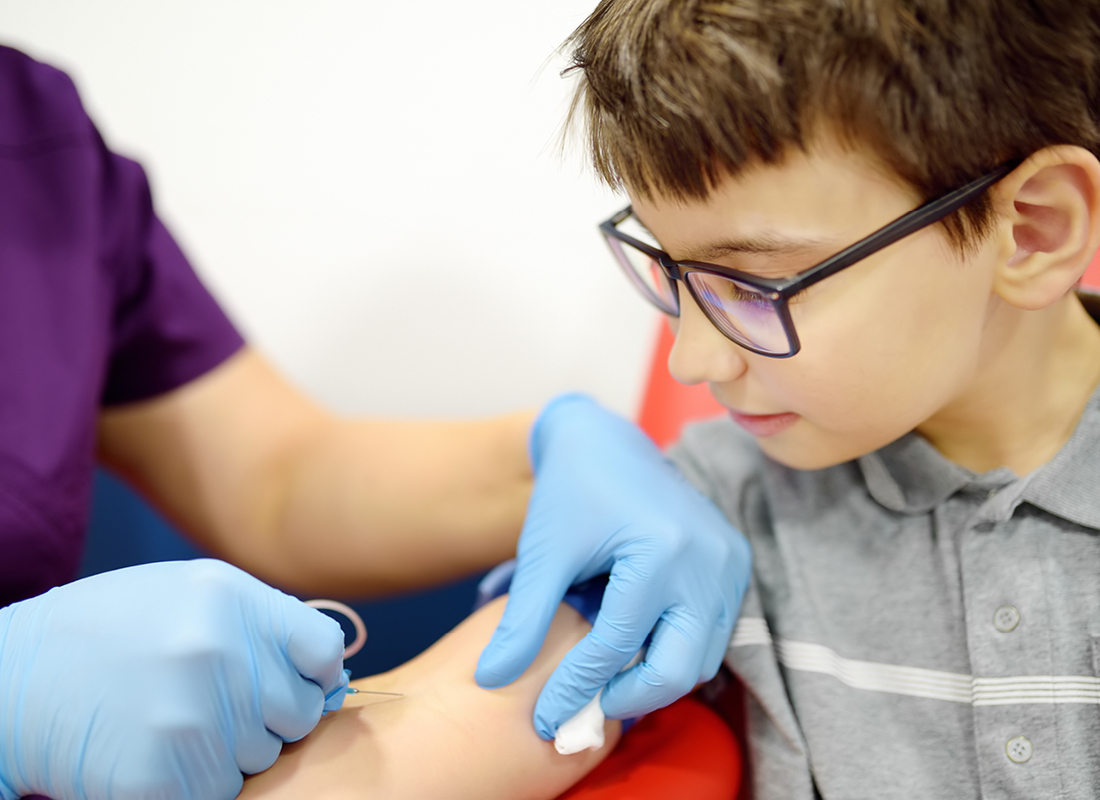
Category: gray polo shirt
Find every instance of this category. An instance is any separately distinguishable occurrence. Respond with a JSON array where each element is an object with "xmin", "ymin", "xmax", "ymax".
[{"xmin": 670, "ymin": 303, "xmax": 1100, "ymax": 799}]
